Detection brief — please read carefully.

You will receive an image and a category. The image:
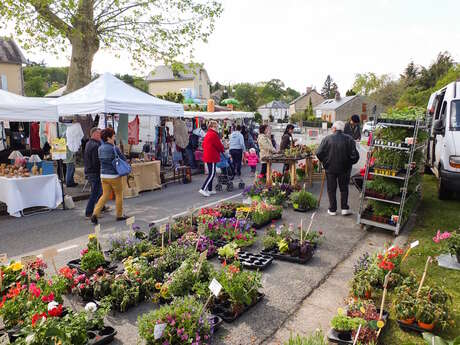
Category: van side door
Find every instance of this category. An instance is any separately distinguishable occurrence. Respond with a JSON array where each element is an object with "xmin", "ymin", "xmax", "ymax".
[{"xmin": 434, "ymin": 100, "xmax": 448, "ymax": 172}]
